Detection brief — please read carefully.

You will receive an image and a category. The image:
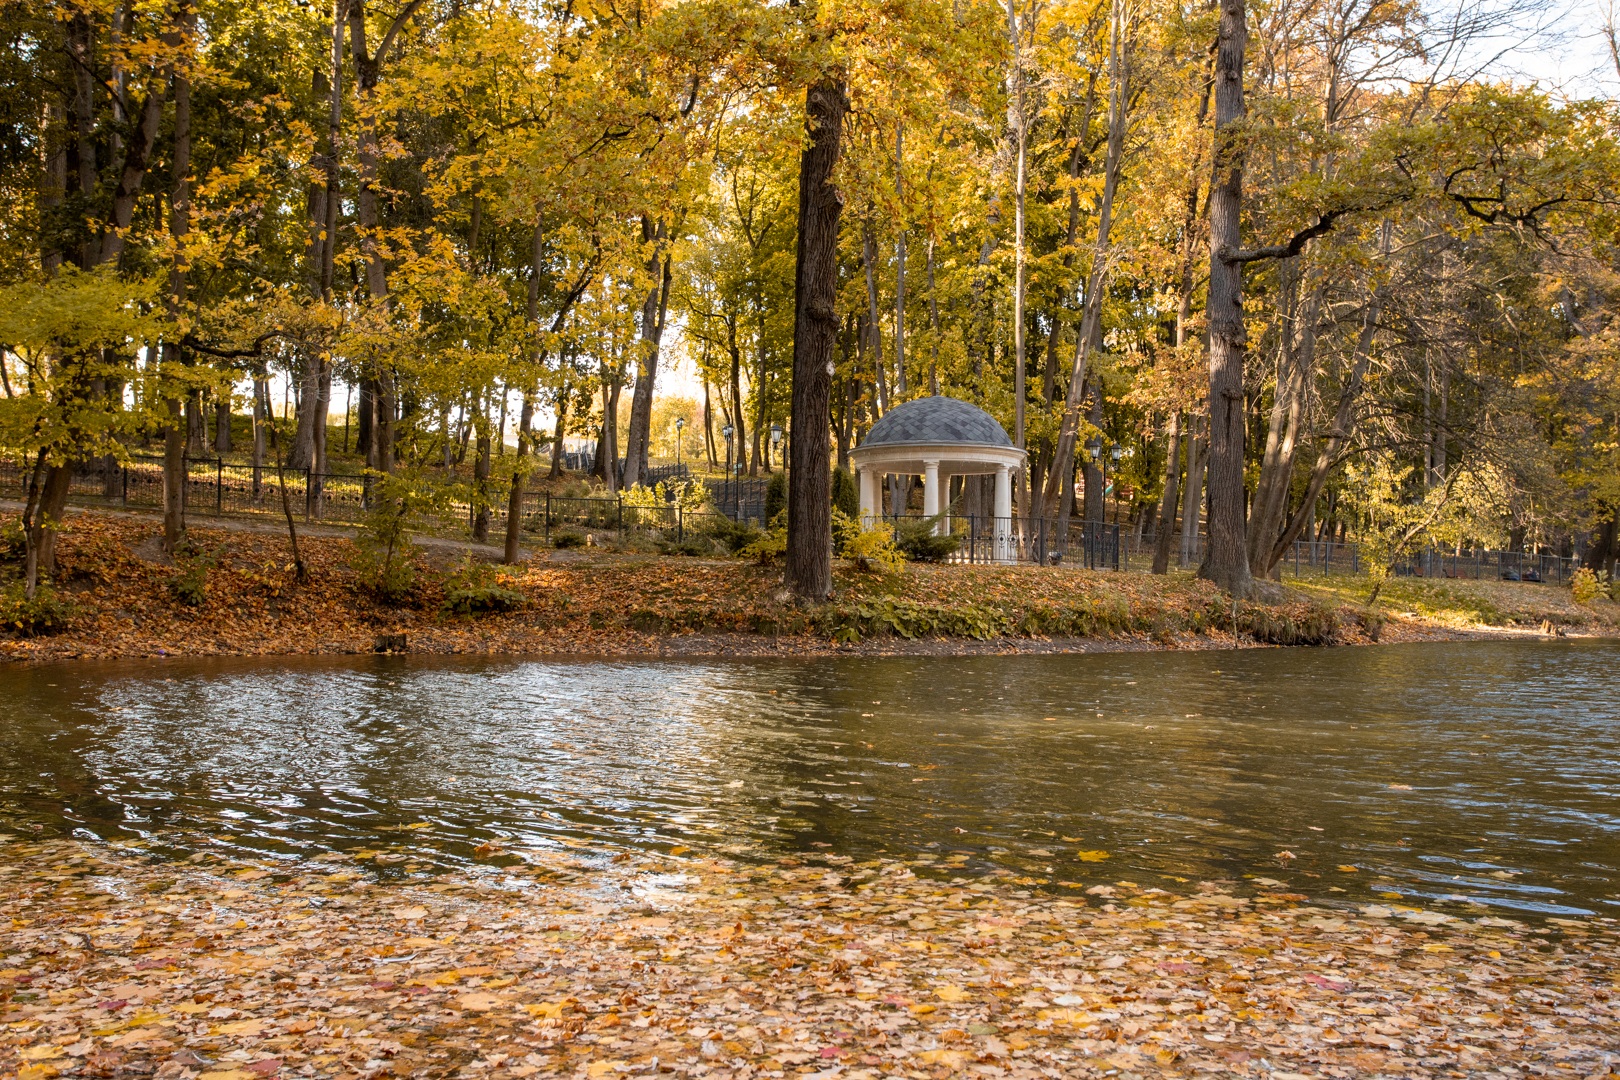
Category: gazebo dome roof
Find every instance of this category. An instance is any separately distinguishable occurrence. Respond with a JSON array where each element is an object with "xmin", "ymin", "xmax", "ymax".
[{"xmin": 860, "ymin": 396, "xmax": 1013, "ymax": 450}]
